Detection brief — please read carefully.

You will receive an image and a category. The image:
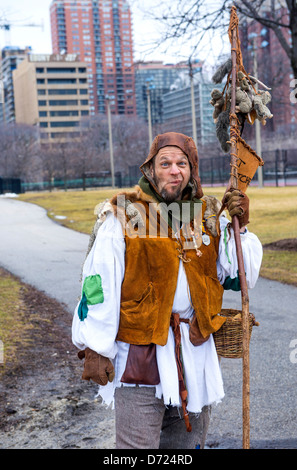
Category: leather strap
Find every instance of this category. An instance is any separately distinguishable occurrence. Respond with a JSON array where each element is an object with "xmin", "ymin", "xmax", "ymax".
[{"xmin": 170, "ymin": 313, "xmax": 192, "ymax": 433}]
